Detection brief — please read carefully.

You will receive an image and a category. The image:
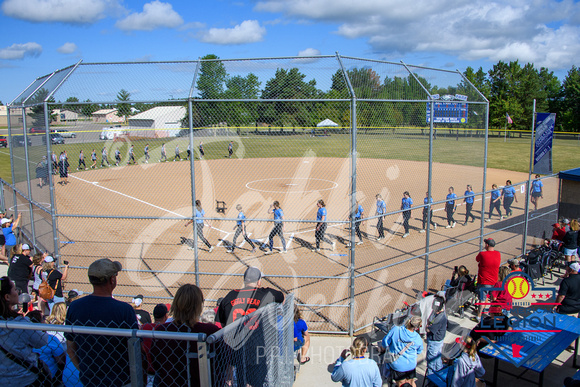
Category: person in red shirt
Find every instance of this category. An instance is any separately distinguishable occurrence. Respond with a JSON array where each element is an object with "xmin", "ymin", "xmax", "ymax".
[
  {"xmin": 551, "ymin": 223, "xmax": 566, "ymax": 241},
  {"xmin": 473, "ymin": 238, "xmax": 501, "ymax": 322},
  {"xmin": 141, "ymin": 304, "xmax": 169, "ymax": 386},
  {"xmin": 489, "ymin": 266, "xmax": 513, "ymax": 314}
]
